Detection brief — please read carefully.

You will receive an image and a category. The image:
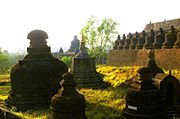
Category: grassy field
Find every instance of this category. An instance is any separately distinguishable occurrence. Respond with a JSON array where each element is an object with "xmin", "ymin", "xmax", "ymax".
[
  {"xmin": 0, "ymin": 74, "xmax": 10, "ymax": 107},
  {"xmin": 0, "ymin": 66, "xmax": 180, "ymax": 119}
]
